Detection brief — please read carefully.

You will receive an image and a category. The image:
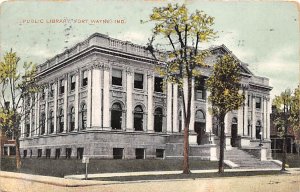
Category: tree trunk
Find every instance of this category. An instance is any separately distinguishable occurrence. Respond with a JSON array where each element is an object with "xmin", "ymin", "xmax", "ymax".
[
  {"xmin": 218, "ymin": 113, "xmax": 226, "ymax": 174},
  {"xmin": 15, "ymin": 136, "xmax": 22, "ymax": 171},
  {"xmin": 282, "ymin": 106, "xmax": 288, "ymax": 171},
  {"xmin": 183, "ymin": 119, "xmax": 190, "ymax": 174},
  {"xmin": 182, "ymin": 78, "xmax": 192, "ymax": 174}
]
